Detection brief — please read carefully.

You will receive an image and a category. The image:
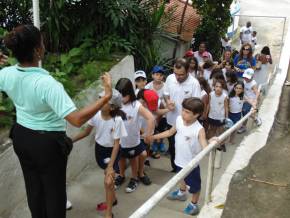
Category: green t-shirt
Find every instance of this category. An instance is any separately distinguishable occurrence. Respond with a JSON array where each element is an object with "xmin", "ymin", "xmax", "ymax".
[{"xmin": 0, "ymin": 65, "xmax": 76, "ymax": 131}]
